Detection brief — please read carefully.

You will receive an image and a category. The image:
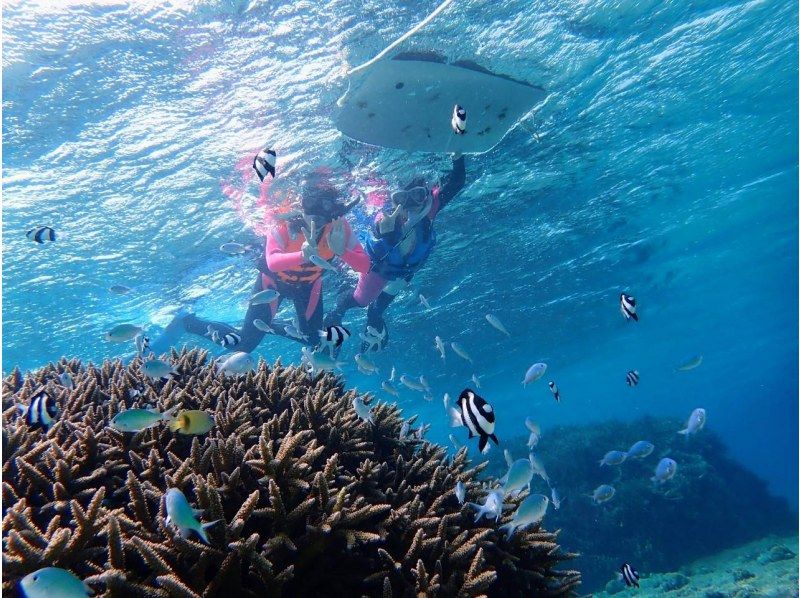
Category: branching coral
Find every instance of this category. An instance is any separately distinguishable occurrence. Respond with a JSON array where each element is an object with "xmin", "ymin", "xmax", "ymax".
[{"xmin": 2, "ymin": 349, "xmax": 579, "ymax": 596}]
